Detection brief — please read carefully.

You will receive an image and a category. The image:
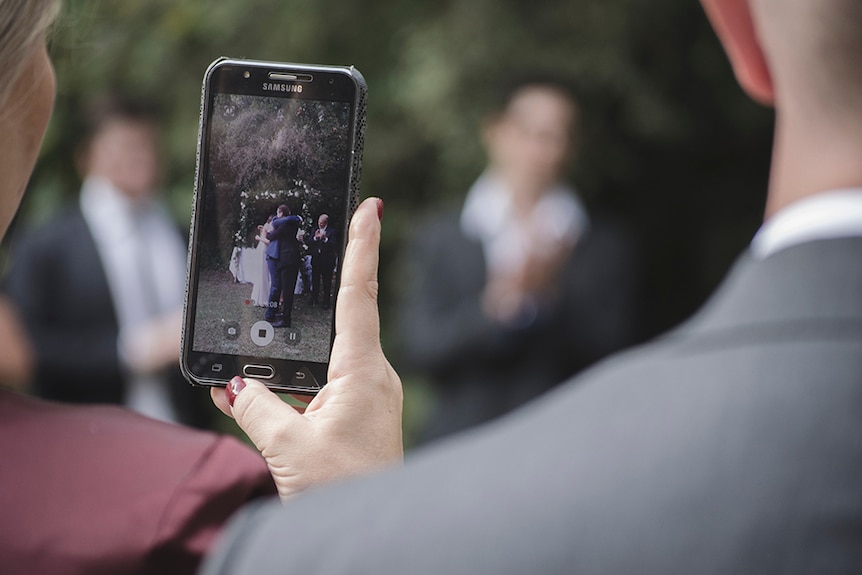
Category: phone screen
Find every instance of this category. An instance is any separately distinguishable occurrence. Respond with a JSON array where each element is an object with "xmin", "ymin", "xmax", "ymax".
[{"xmin": 182, "ymin": 60, "xmax": 365, "ymax": 392}]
